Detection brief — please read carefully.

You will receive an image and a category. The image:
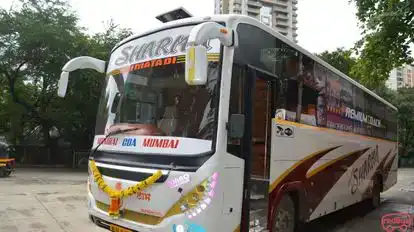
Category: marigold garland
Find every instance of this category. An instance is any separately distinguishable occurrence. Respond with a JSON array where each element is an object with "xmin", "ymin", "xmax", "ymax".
[{"xmin": 89, "ymin": 160, "xmax": 163, "ymax": 218}]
